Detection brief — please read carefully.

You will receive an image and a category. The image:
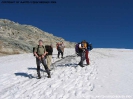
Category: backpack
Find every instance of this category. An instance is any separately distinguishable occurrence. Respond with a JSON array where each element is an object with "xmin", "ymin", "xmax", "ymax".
[
  {"xmin": 89, "ymin": 43, "xmax": 93, "ymax": 50},
  {"xmin": 33, "ymin": 45, "xmax": 45, "ymax": 56},
  {"xmin": 75, "ymin": 43, "xmax": 80, "ymax": 56},
  {"xmin": 45, "ymin": 45, "xmax": 53, "ymax": 55},
  {"xmin": 87, "ymin": 43, "xmax": 93, "ymax": 51}
]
